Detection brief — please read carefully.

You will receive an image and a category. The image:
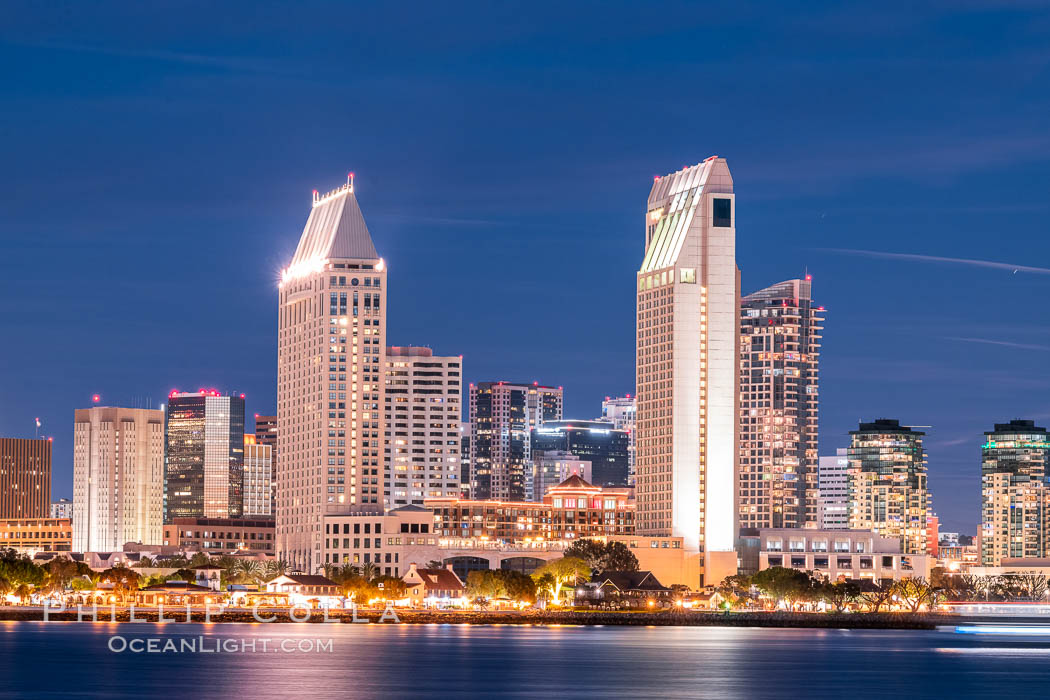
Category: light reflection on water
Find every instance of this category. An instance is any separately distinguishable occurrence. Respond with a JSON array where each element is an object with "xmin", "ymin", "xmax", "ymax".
[{"xmin": 3, "ymin": 622, "xmax": 1050, "ymax": 699}]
